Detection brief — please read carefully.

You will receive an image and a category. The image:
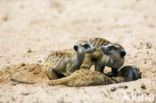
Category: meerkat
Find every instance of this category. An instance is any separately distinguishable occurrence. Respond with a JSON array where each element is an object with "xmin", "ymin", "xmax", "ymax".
[
  {"xmin": 48, "ymin": 69, "xmax": 124, "ymax": 87},
  {"xmin": 43, "ymin": 40, "xmax": 96, "ymax": 80},
  {"xmin": 78, "ymin": 37, "xmax": 111, "ymax": 69},
  {"xmin": 80, "ymin": 43, "xmax": 126, "ymax": 77},
  {"xmin": 117, "ymin": 66, "xmax": 142, "ymax": 82},
  {"xmin": 48, "ymin": 65, "xmax": 141, "ymax": 87}
]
